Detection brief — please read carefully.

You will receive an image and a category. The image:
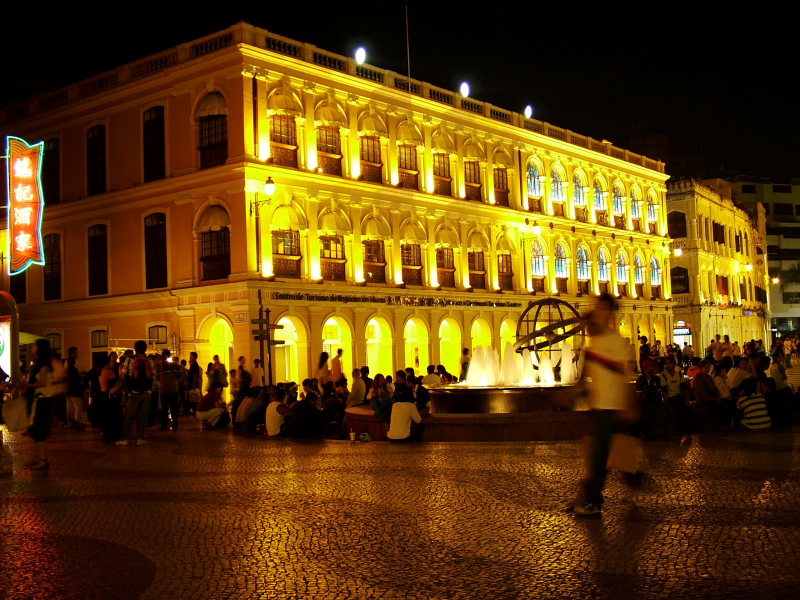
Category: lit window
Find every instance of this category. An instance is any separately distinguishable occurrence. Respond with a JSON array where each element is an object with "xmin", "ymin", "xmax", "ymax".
[
  {"xmin": 551, "ymin": 171, "xmax": 564, "ymax": 203},
  {"xmin": 635, "ymin": 254, "xmax": 645, "ymax": 284},
  {"xmin": 616, "ymin": 251, "xmax": 629, "ymax": 283},
  {"xmin": 598, "ymin": 250, "xmax": 610, "ymax": 282},
  {"xmin": 594, "ymin": 182, "xmax": 606, "ymax": 210},
  {"xmin": 577, "ymin": 247, "xmax": 590, "ymax": 280},
  {"xmin": 631, "ymin": 191, "xmax": 640, "ymax": 218},
  {"xmin": 573, "ymin": 175, "xmax": 586, "ymax": 206},
  {"xmin": 531, "ymin": 241, "xmax": 545, "ymax": 276},
  {"xmin": 527, "ymin": 163, "xmax": 541, "ymax": 197},
  {"xmin": 555, "ymin": 244, "xmax": 568, "ymax": 278},
  {"xmin": 650, "ymin": 256, "xmax": 662, "ymax": 286},
  {"xmin": 613, "ymin": 186, "xmax": 625, "ymax": 215},
  {"xmin": 648, "ymin": 196, "xmax": 658, "ymax": 222}
]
